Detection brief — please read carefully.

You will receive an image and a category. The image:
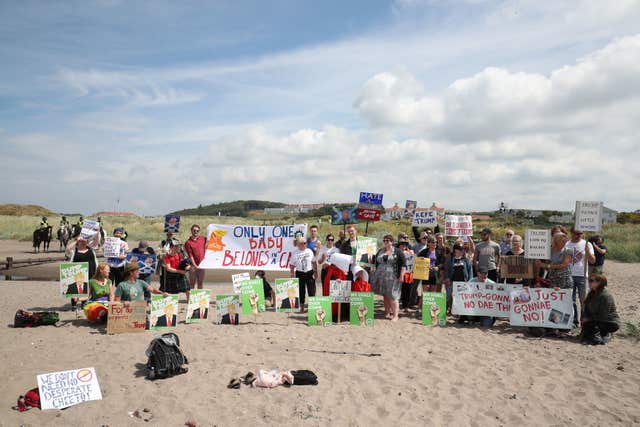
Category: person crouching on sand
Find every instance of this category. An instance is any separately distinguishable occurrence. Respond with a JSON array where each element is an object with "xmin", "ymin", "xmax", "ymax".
[{"xmin": 580, "ymin": 274, "xmax": 620, "ymax": 345}]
